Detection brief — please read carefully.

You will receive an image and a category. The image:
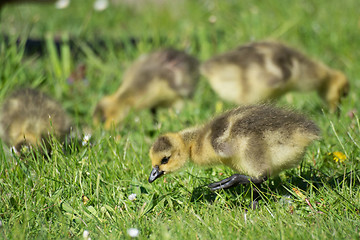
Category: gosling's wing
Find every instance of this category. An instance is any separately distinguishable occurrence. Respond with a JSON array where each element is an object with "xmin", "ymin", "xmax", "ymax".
[
  {"xmin": 156, "ymin": 49, "xmax": 199, "ymax": 97},
  {"xmin": 202, "ymin": 42, "xmax": 288, "ymax": 90},
  {"xmin": 13, "ymin": 89, "xmax": 71, "ymax": 138},
  {"xmin": 128, "ymin": 49, "xmax": 199, "ymax": 98},
  {"xmin": 231, "ymin": 105, "xmax": 320, "ymax": 137},
  {"xmin": 208, "ymin": 105, "xmax": 320, "ymax": 155},
  {"xmin": 120, "ymin": 53, "xmax": 152, "ymax": 90},
  {"xmin": 207, "ymin": 109, "xmax": 240, "ymax": 158}
]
